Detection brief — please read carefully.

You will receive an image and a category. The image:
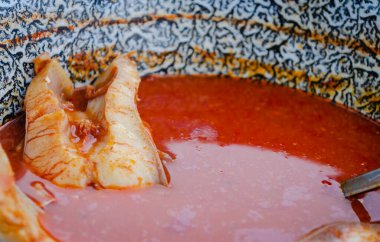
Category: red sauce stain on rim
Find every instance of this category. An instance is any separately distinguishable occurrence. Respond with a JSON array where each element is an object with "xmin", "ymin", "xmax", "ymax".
[
  {"xmin": 3, "ymin": 13, "xmax": 378, "ymax": 56},
  {"xmin": 66, "ymin": 47, "xmax": 379, "ymax": 118},
  {"xmin": 1, "ymin": 75, "xmax": 380, "ymax": 242}
]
